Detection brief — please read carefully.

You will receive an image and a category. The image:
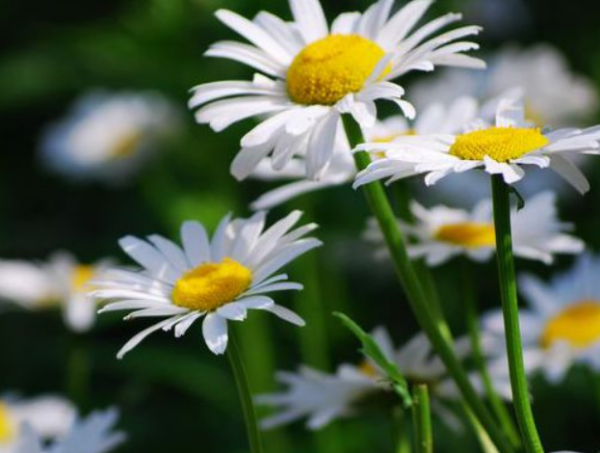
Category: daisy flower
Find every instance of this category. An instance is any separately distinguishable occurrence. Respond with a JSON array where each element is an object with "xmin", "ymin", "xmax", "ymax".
[
  {"xmin": 484, "ymin": 254, "xmax": 600, "ymax": 384},
  {"xmin": 0, "ymin": 253, "xmax": 111, "ymax": 333},
  {"xmin": 189, "ymin": 0, "xmax": 484, "ymax": 181},
  {"xmin": 365, "ymin": 191, "xmax": 584, "ymax": 266},
  {"xmin": 354, "ymin": 98, "xmax": 600, "ymax": 192},
  {"xmin": 0, "ymin": 395, "xmax": 76, "ymax": 452},
  {"xmin": 40, "ymin": 91, "xmax": 179, "ymax": 185},
  {"xmin": 15, "ymin": 408, "xmax": 125, "ymax": 453},
  {"xmin": 93, "ymin": 211, "xmax": 321, "ymax": 357},
  {"xmin": 410, "ymin": 44, "xmax": 598, "ymax": 127},
  {"xmin": 257, "ymin": 328, "xmax": 510, "ymax": 431},
  {"xmin": 250, "ymin": 96, "xmax": 479, "ymax": 210}
]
